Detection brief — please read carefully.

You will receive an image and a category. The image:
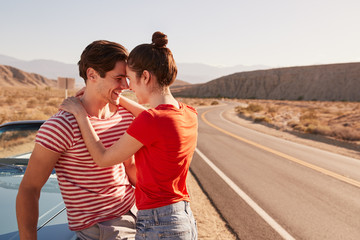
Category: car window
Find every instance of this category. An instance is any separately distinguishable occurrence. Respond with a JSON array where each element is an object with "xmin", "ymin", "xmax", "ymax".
[
  {"xmin": 0, "ymin": 127, "xmax": 38, "ymax": 175},
  {"xmin": 0, "ymin": 129, "xmax": 37, "ymax": 158}
]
